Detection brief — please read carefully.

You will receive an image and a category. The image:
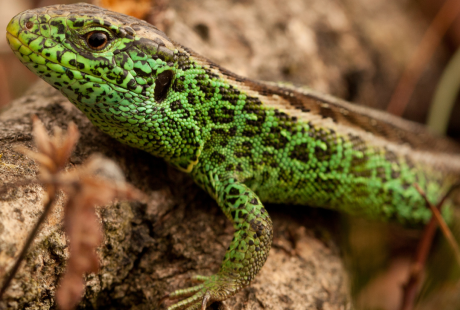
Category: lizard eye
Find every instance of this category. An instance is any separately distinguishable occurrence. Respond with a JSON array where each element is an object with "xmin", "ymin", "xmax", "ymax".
[
  {"xmin": 154, "ymin": 70, "xmax": 173, "ymax": 102},
  {"xmin": 86, "ymin": 31, "xmax": 108, "ymax": 50}
]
